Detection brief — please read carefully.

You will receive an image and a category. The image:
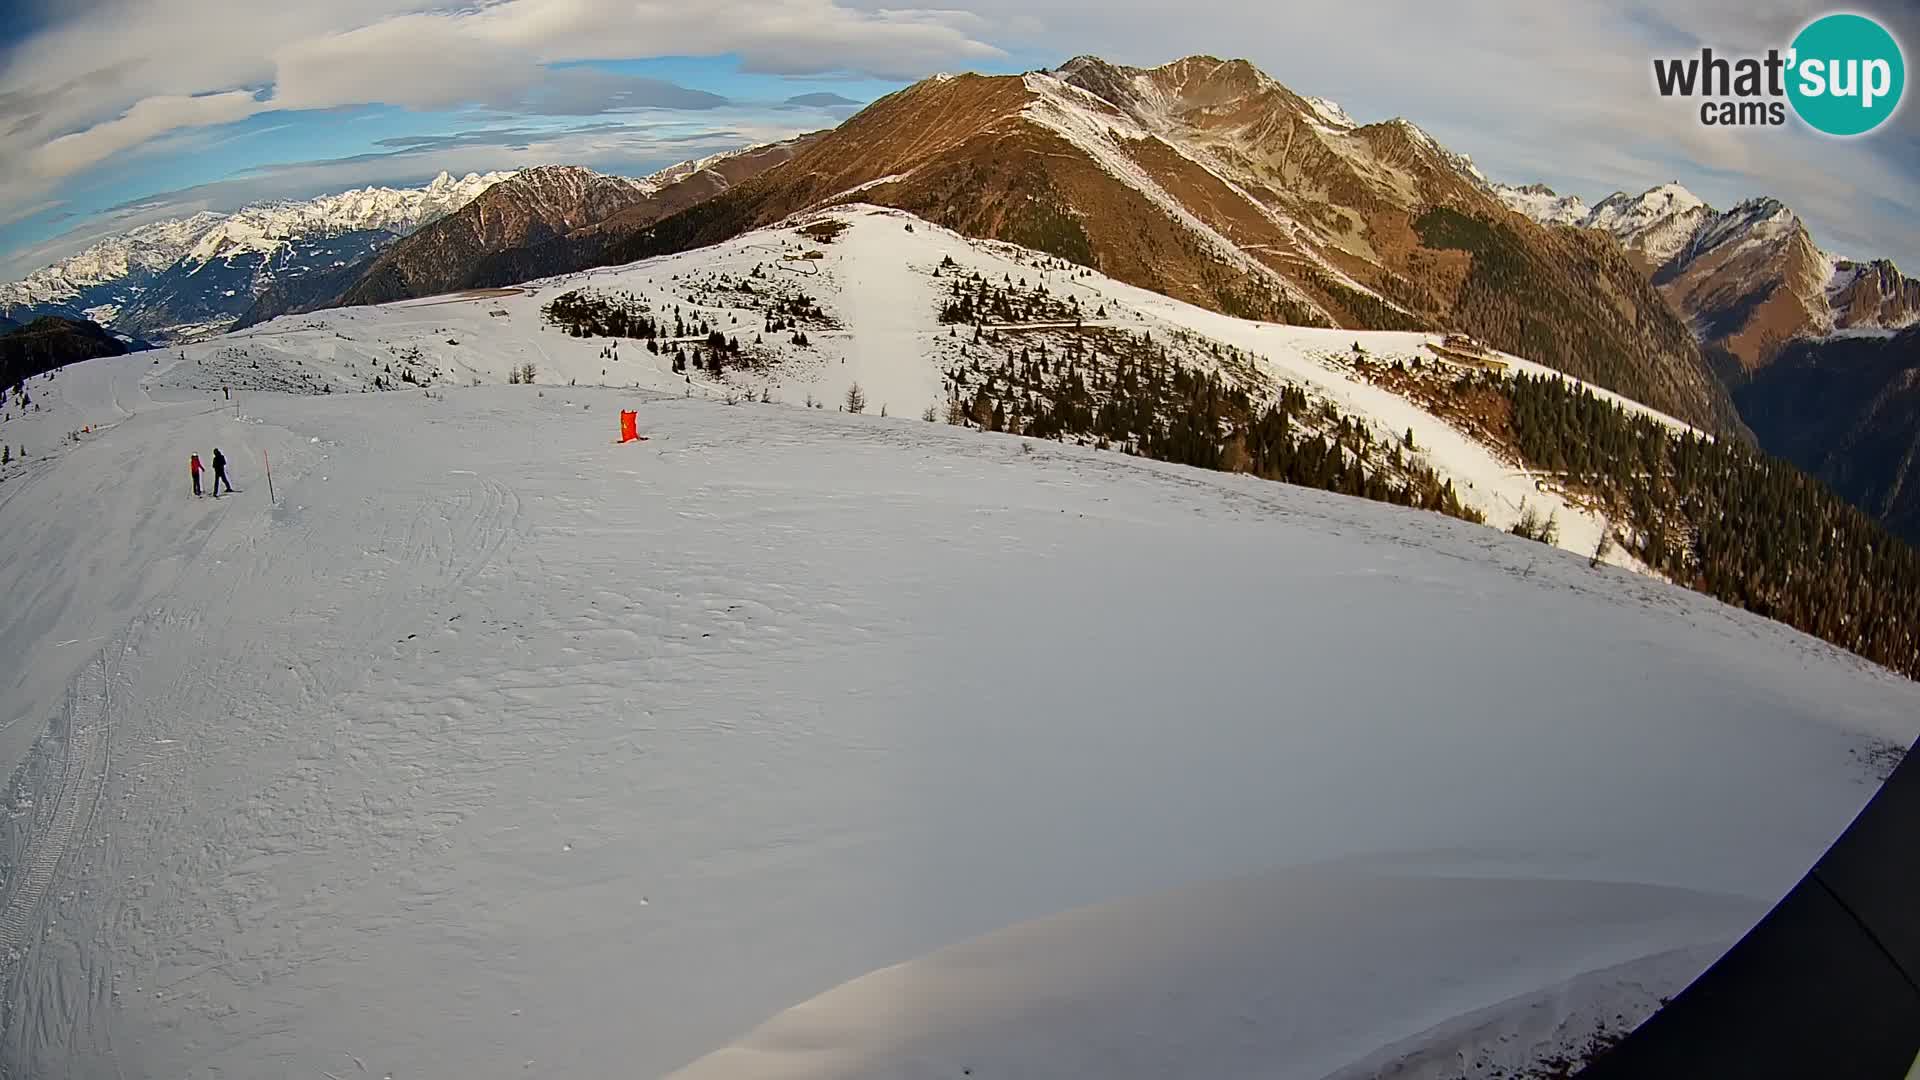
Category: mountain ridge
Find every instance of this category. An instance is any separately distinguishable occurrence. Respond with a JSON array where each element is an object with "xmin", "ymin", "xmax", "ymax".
[
  {"xmin": 255, "ymin": 137, "xmax": 822, "ymax": 320},
  {"xmin": 1, "ymin": 315, "xmax": 130, "ymax": 388},
  {"xmin": 333, "ymin": 166, "xmax": 663, "ymax": 307},
  {"xmin": 555, "ymin": 56, "xmax": 1743, "ymax": 435},
  {"xmin": 1497, "ymin": 176, "xmax": 1920, "ymax": 549}
]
